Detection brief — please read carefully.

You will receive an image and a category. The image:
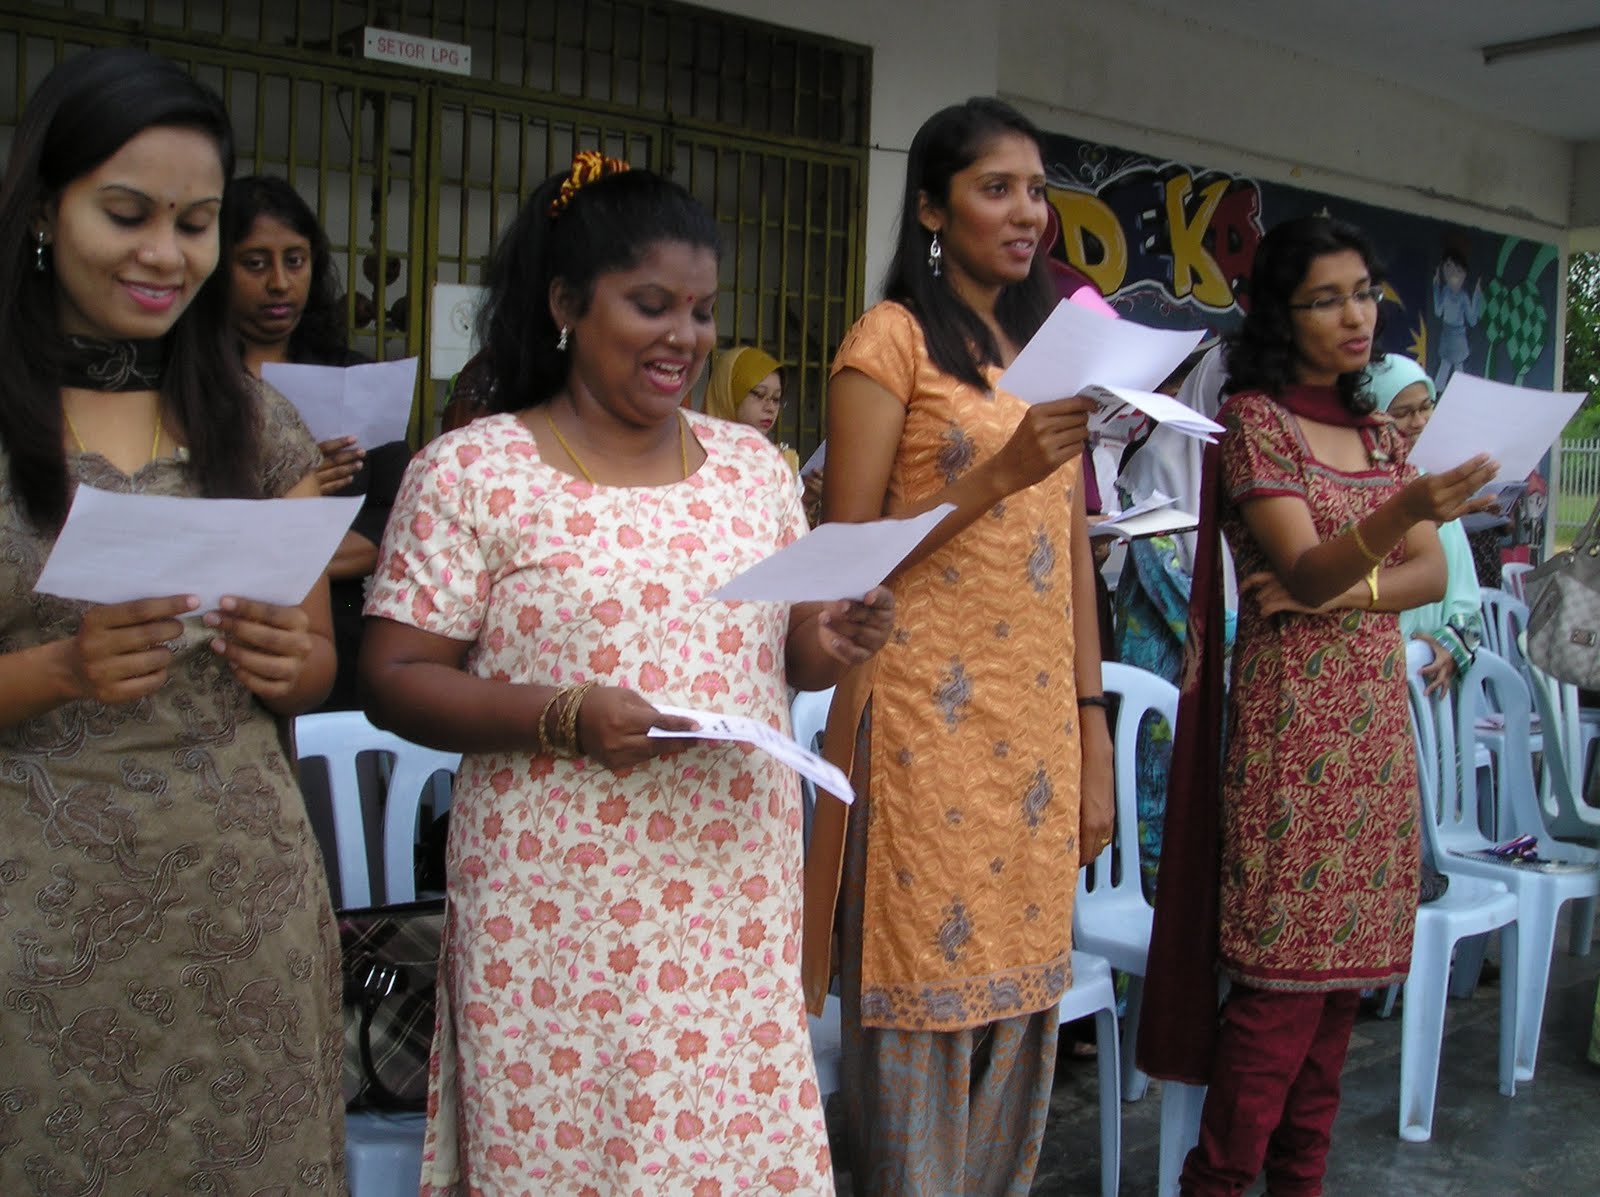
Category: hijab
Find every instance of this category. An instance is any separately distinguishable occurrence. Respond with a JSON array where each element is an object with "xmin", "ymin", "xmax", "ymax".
[
  {"xmin": 1365, "ymin": 352, "xmax": 1436, "ymax": 414},
  {"xmin": 704, "ymin": 346, "xmax": 781, "ymax": 422}
]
